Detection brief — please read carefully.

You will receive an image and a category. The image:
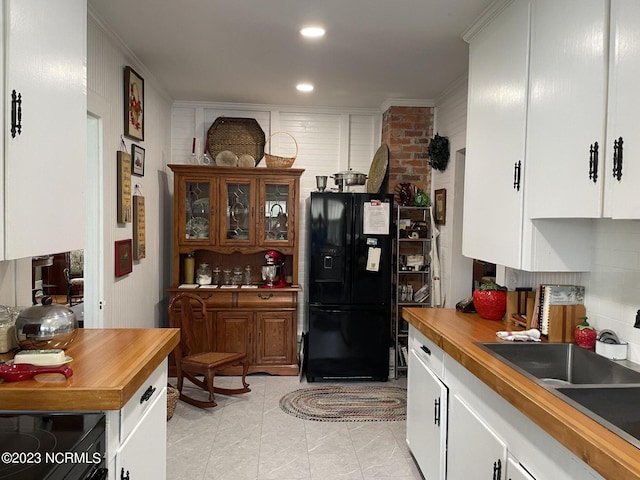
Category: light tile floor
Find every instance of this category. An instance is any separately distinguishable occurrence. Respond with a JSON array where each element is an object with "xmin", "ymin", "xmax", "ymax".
[{"xmin": 166, "ymin": 375, "xmax": 423, "ymax": 480}]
